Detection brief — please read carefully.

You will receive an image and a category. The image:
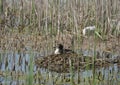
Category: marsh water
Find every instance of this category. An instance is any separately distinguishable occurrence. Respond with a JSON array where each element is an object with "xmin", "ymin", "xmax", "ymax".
[{"xmin": 0, "ymin": 51, "xmax": 120, "ymax": 85}]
